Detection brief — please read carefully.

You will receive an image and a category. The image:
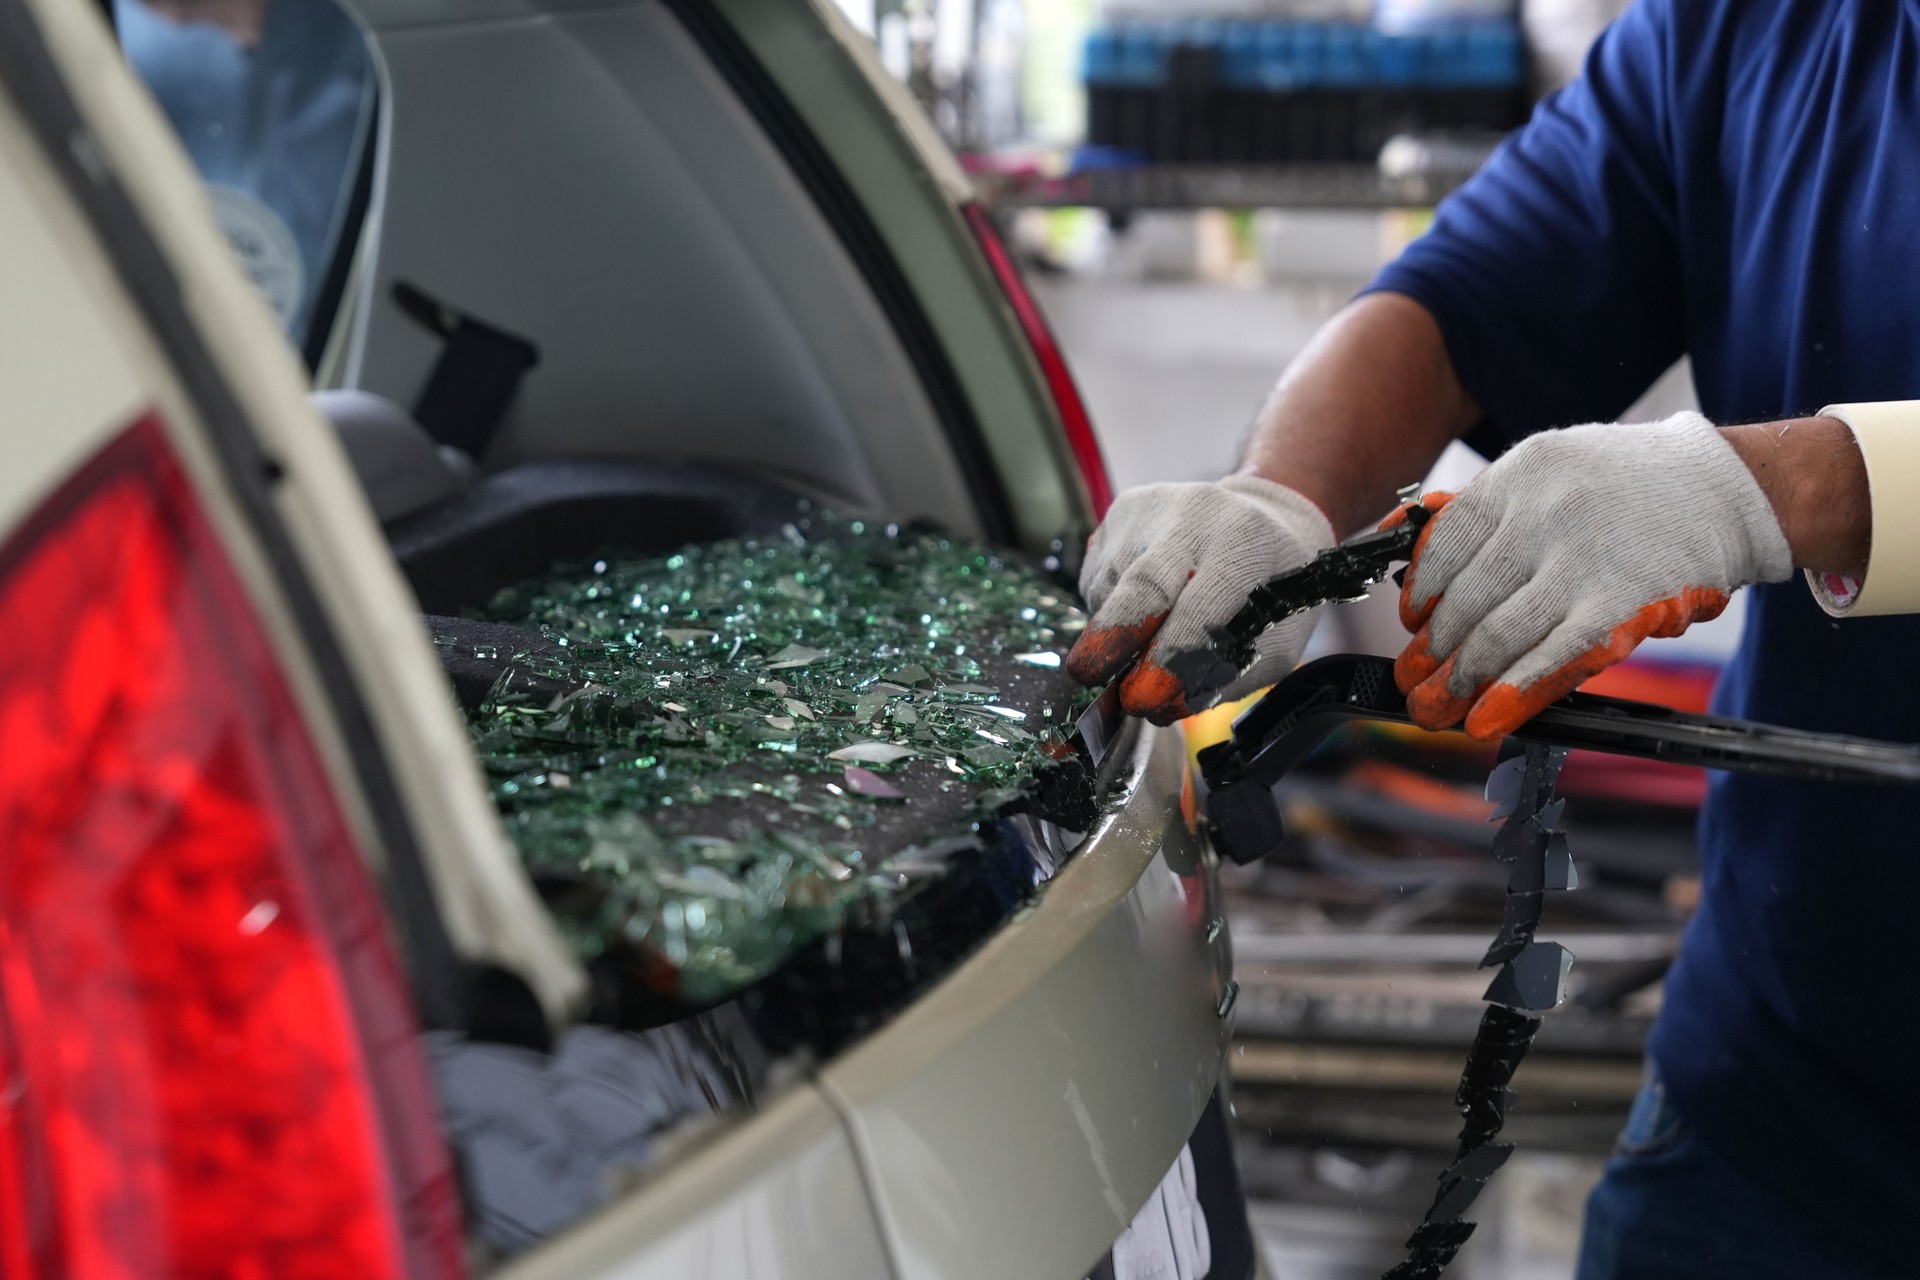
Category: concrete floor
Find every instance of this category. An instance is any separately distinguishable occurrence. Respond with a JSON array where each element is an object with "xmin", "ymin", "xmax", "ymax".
[
  {"xmin": 1031, "ymin": 261, "xmax": 1702, "ymax": 497},
  {"xmin": 1031, "ymin": 273, "xmax": 1365, "ymax": 489},
  {"xmin": 1253, "ymin": 1151, "xmax": 1604, "ymax": 1280}
]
